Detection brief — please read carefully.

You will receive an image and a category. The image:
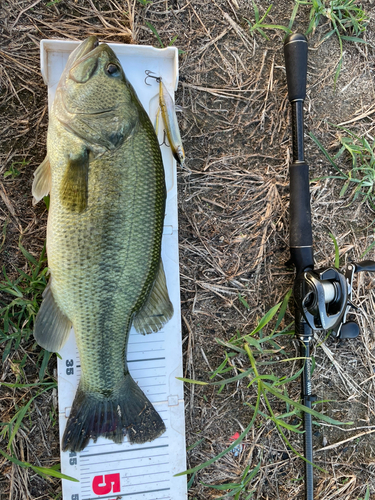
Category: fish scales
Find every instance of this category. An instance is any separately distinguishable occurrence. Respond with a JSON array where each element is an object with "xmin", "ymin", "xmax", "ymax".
[
  {"xmin": 33, "ymin": 37, "xmax": 173, "ymax": 451},
  {"xmin": 50, "ymin": 128, "xmax": 165, "ymax": 393}
]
